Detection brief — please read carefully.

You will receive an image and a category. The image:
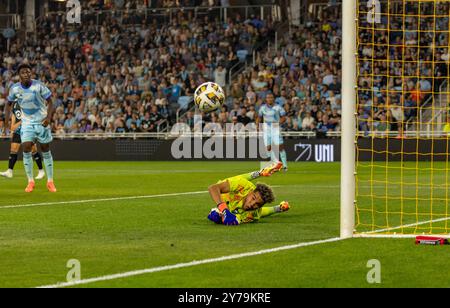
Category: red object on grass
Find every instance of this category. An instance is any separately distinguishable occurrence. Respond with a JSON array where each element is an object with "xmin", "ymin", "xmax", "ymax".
[{"xmin": 415, "ymin": 236, "xmax": 449, "ymax": 246}]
